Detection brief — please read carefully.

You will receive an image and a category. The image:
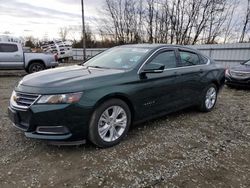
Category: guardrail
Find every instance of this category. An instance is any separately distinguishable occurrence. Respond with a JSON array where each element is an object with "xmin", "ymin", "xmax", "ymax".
[{"xmin": 73, "ymin": 43, "xmax": 250, "ymax": 67}]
